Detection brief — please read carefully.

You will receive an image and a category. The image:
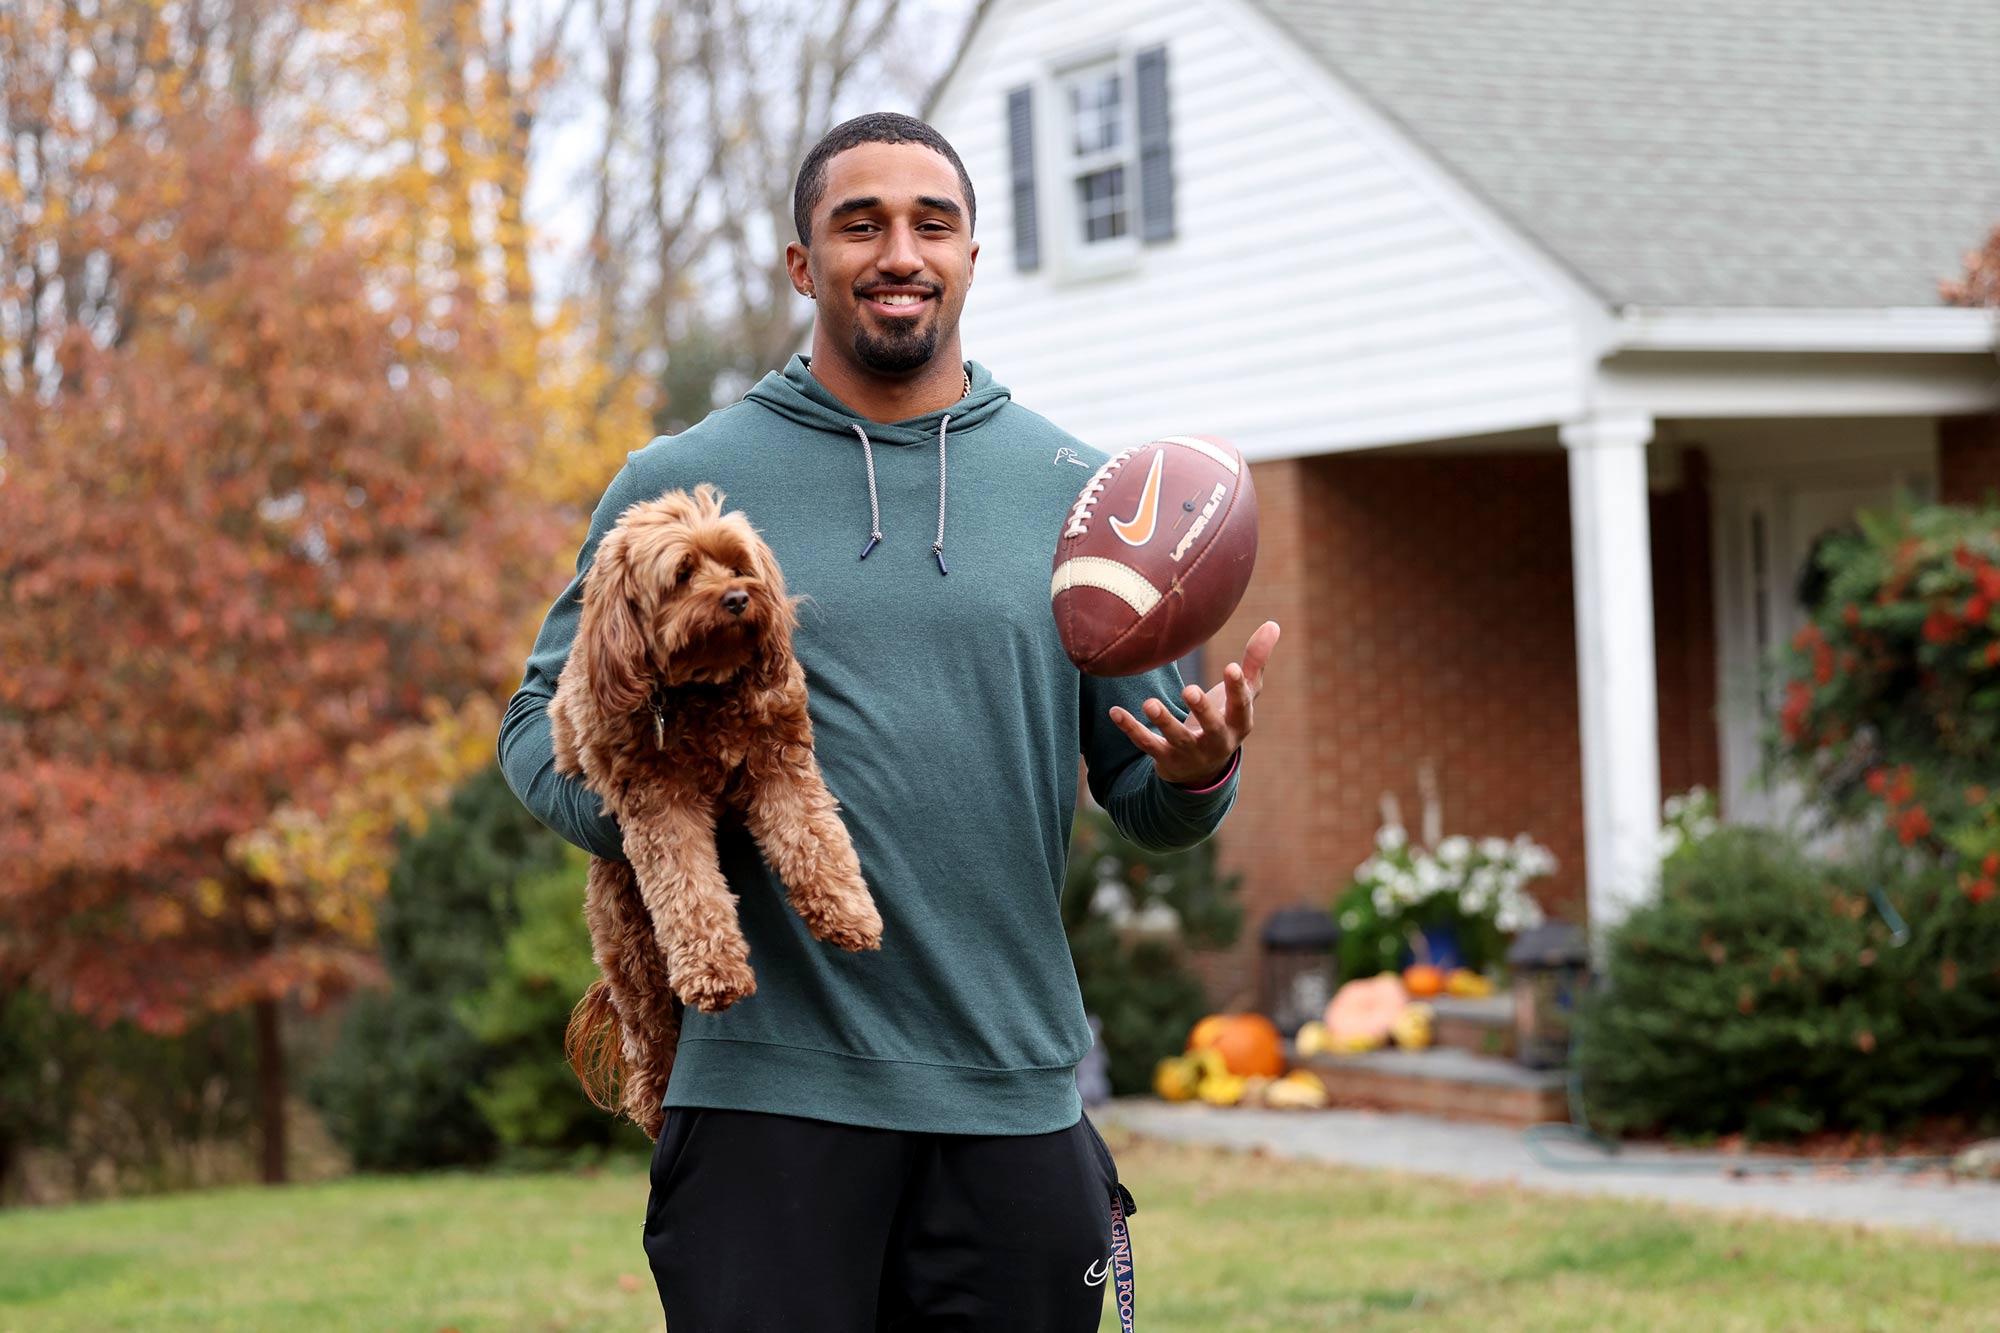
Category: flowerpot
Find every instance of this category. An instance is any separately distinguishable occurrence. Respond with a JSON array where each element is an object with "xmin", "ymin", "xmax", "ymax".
[{"xmin": 1399, "ymin": 923, "xmax": 1464, "ymax": 973}]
